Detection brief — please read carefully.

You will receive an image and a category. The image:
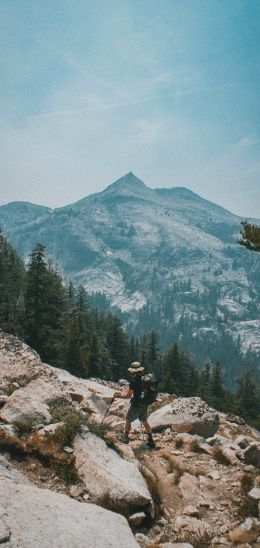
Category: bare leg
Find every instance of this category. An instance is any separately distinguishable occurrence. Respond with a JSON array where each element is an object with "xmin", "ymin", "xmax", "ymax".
[{"xmin": 142, "ymin": 420, "xmax": 152, "ymax": 434}]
